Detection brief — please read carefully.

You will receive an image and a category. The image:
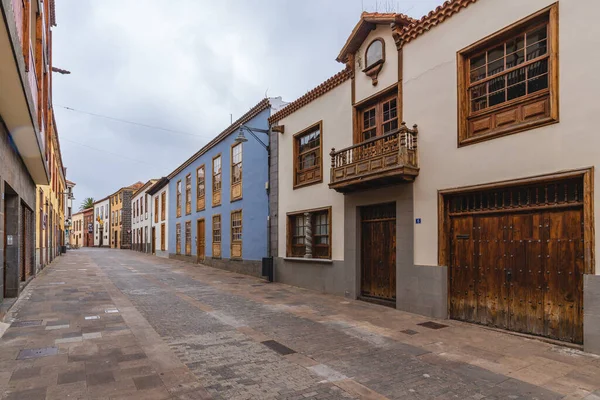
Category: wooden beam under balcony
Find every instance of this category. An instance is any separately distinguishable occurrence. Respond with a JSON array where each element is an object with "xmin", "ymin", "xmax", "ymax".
[{"xmin": 329, "ymin": 123, "xmax": 419, "ymax": 193}]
